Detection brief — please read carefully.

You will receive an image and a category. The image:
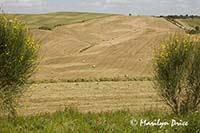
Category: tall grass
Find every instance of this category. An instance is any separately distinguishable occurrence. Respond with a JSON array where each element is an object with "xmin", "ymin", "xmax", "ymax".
[{"xmin": 0, "ymin": 108, "xmax": 199, "ymax": 132}]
